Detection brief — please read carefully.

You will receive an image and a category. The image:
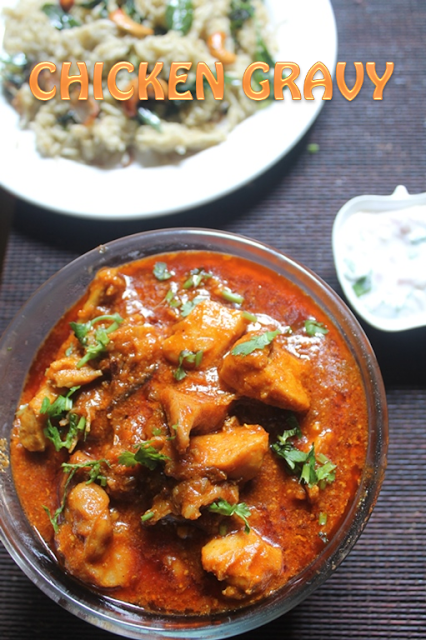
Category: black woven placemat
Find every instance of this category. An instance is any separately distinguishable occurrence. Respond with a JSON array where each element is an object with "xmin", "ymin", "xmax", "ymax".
[{"xmin": 1, "ymin": 0, "xmax": 426, "ymax": 637}]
